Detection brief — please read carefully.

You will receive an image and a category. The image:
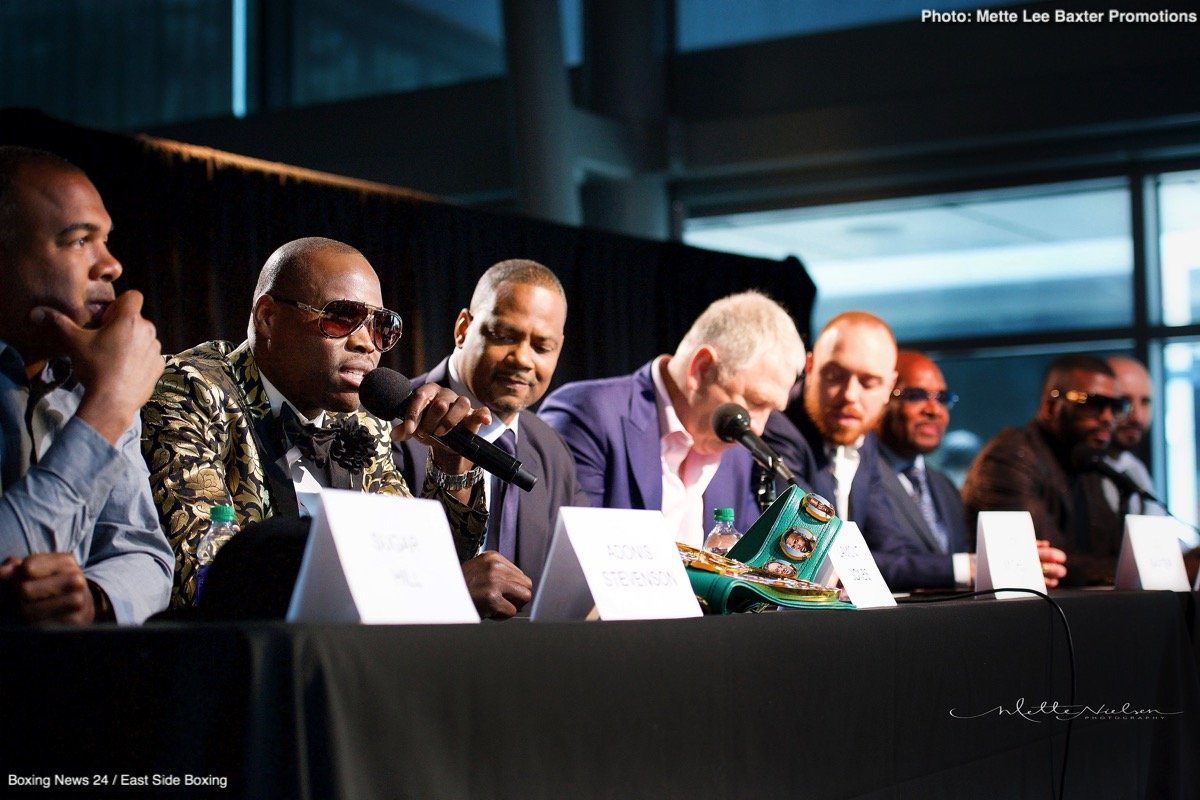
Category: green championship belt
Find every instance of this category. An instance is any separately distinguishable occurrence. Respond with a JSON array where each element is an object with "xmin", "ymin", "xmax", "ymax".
[{"xmin": 682, "ymin": 485, "xmax": 854, "ymax": 613}]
